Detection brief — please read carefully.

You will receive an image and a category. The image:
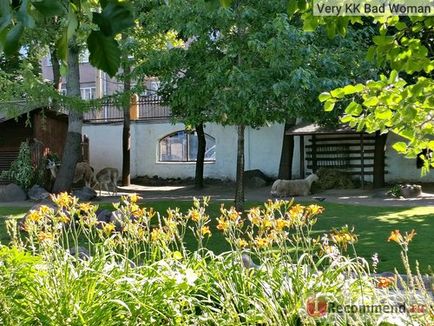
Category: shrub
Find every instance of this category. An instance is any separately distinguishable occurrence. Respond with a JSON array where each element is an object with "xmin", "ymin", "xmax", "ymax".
[
  {"xmin": 0, "ymin": 194, "xmax": 432, "ymax": 325},
  {"xmin": 0, "ymin": 141, "xmax": 35, "ymax": 190}
]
